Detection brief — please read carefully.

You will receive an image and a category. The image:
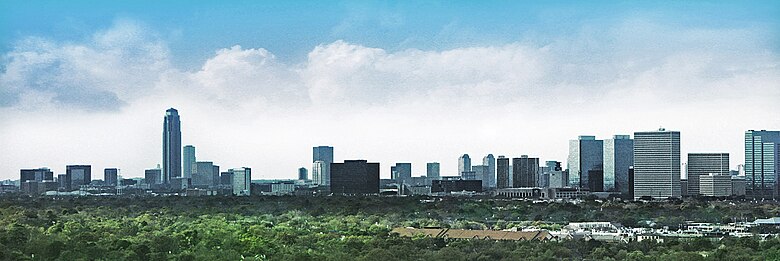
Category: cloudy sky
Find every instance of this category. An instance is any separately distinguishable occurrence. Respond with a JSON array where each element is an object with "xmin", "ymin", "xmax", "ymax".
[{"xmin": 1, "ymin": 1, "xmax": 778, "ymax": 180}]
